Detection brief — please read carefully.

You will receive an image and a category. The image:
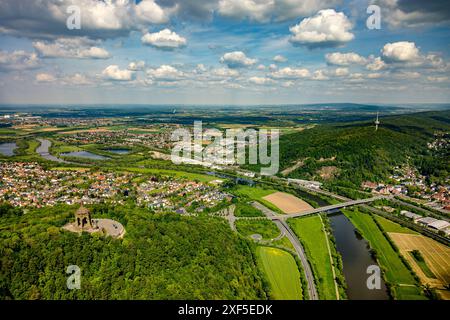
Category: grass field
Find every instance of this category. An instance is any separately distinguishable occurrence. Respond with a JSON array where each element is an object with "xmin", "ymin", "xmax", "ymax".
[
  {"xmin": 232, "ymin": 186, "xmax": 284, "ymax": 214},
  {"xmin": 288, "ymin": 216, "xmax": 337, "ymax": 300},
  {"xmin": 374, "ymin": 215, "xmax": 418, "ymax": 234},
  {"xmin": 343, "ymin": 209, "xmax": 426, "ymax": 300},
  {"xmin": 256, "ymin": 246, "xmax": 303, "ymax": 300},
  {"xmin": 236, "ymin": 220, "xmax": 281, "ymax": 240}
]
